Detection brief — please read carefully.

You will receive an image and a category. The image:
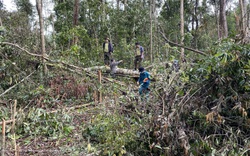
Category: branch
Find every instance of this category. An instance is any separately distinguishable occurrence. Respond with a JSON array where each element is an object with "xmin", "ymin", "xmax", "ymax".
[
  {"xmin": 158, "ymin": 27, "xmax": 207, "ymax": 56},
  {"xmin": 0, "ymin": 42, "xmax": 138, "ymax": 88},
  {"xmin": 0, "ymin": 42, "xmax": 48, "ymax": 58},
  {"xmin": 0, "ymin": 70, "xmax": 36, "ymax": 97}
]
